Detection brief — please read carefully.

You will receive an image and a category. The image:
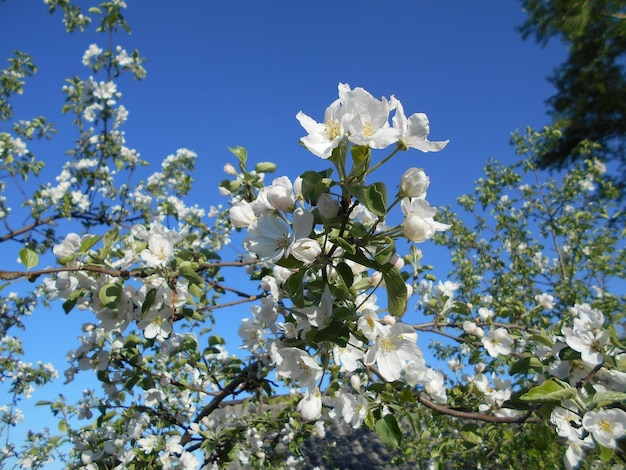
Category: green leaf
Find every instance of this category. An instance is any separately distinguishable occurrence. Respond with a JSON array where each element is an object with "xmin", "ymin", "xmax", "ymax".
[
  {"xmin": 299, "ymin": 169, "xmax": 333, "ymax": 205},
  {"xmin": 533, "ymin": 423, "xmax": 552, "ymax": 451},
  {"xmin": 381, "ymin": 263, "xmax": 408, "ymax": 317},
  {"xmin": 461, "ymin": 429, "xmax": 482, "ymax": 447},
  {"xmin": 19, "ymin": 247, "xmax": 38, "ymax": 269},
  {"xmin": 275, "ymin": 255, "xmax": 304, "ymax": 269},
  {"xmin": 78, "ymin": 235, "xmax": 102, "ymax": 253},
  {"xmin": 330, "ymin": 236, "xmax": 356, "ymax": 255},
  {"xmin": 179, "ymin": 264, "xmax": 204, "ymax": 286},
  {"xmin": 366, "ymin": 182, "xmax": 387, "ymax": 216},
  {"xmin": 347, "ymin": 145, "xmax": 371, "ymax": 182},
  {"xmin": 209, "ymin": 335, "xmax": 225, "ymax": 346},
  {"xmin": 228, "ymin": 146, "xmax": 247, "ymax": 171},
  {"xmin": 335, "ymin": 261, "xmax": 354, "ymax": 289},
  {"xmin": 399, "ymin": 387, "xmax": 415, "ymax": 403},
  {"xmin": 529, "ymin": 334, "xmax": 554, "ymax": 348},
  {"xmin": 103, "ymin": 227, "xmax": 119, "ymax": 250},
  {"xmin": 99, "ymin": 283, "xmax": 122, "ymax": 309},
  {"xmin": 142, "ymin": 288, "xmax": 157, "ymax": 314},
  {"xmin": 374, "ymin": 237, "xmax": 395, "ymax": 265},
  {"xmin": 598, "ymin": 443, "xmax": 614, "ymax": 462},
  {"xmin": 584, "ymin": 391, "xmax": 626, "ymax": 407},
  {"xmin": 374, "ymin": 414, "xmax": 402, "ymax": 448},
  {"xmin": 519, "ymin": 378, "xmax": 578, "ymax": 404},
  {"xmin": 284, "ymin": 269, "xmax": 306, "ymax": 307},
  {"xmin": 509, "ymin": 356, "xmax": 544, "ymax": 375},
  {"xmin": 312, "ymin": 321, "xmax": 350, "ymax": 347},
  {"xmin": 62, "ymin": 289, "xmax": 84, "ymax": 314},
  {"xmin": 332, "ymin": 306, "xmax": 354, "ymax": 320}
]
